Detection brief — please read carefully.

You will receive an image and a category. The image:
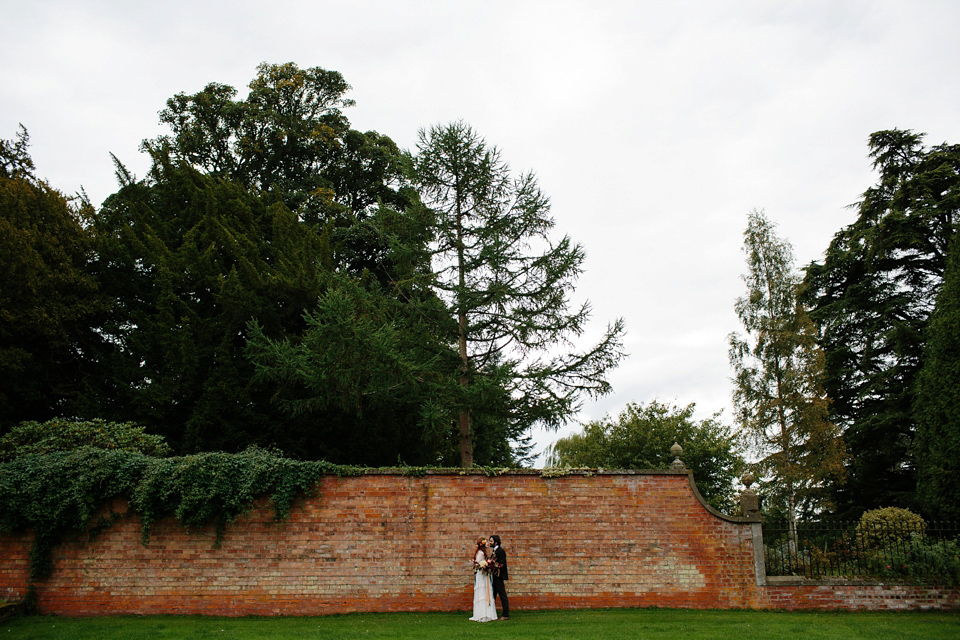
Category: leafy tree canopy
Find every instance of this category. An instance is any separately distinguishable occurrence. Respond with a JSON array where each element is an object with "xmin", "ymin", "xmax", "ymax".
[
  {"xmin": 546, "ymin": 400, "xmax": 744, "ymax": 512},
  {"xmin": 86, "ymin": 64, "xmax": 438, "ymax": 464},
  {"xmin": 2, "ymin": 72, "xmax": 619, "ymax": 470},
  {"xmin": 145, "ymin": 62, "xmax": 412, "ymax": 223}
]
